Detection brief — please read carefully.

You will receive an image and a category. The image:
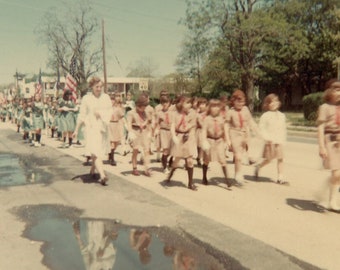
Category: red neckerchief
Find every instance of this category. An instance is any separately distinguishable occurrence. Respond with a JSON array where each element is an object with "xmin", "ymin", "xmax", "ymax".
[
  {"xmin": 138, "ymin": 111, "xmax": 146, "ymax": 129},
  {"xmin": 177, "ymin": 112, "xmax": 187, "ymax": 130}
]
